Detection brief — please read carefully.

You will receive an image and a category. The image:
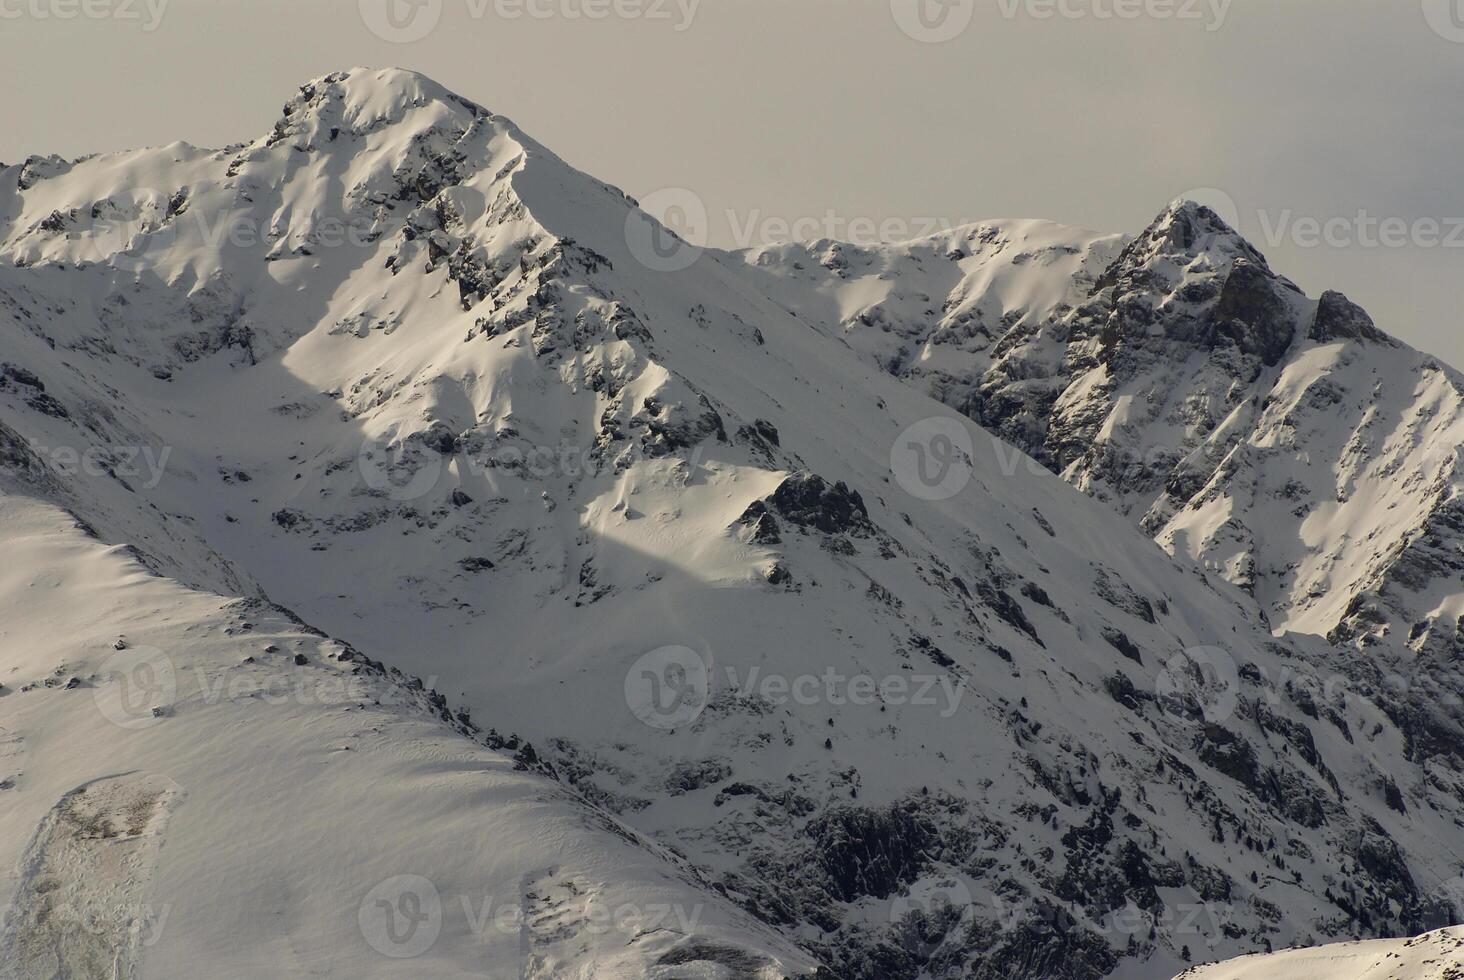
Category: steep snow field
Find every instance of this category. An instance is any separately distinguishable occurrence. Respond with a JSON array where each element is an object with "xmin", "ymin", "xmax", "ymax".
[
  {"xmin": 0, "ymin": 494, "xmax": 815, "ymax": 978},
  {"xmin": 1, "ymin": 68, "xmax": 1462, "ymax": 979}
]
